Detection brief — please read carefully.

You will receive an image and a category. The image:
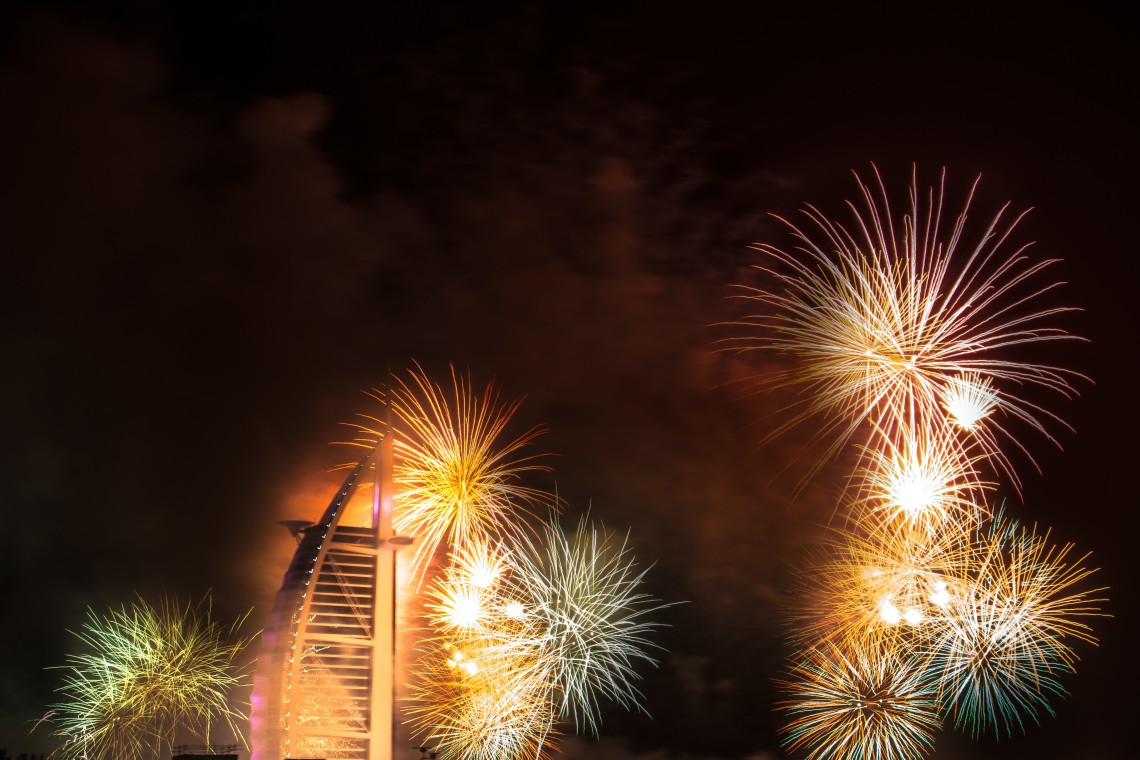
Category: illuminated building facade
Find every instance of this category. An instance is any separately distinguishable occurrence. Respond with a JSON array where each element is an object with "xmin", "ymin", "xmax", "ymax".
[{"xmin": 252, "ymin": 433, "xmax": 406, "ymax": 760}]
